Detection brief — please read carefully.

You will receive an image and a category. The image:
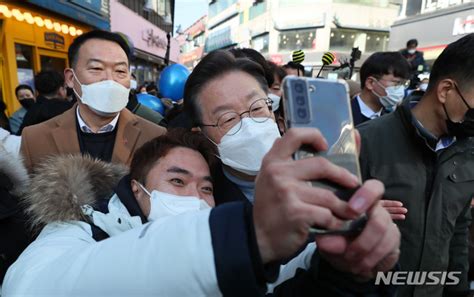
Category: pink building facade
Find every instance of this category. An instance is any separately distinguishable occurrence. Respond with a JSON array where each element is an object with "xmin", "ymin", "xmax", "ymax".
[{"xmin": 110, "ymin": 0, "xmax": 179, "ymax": 85}]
